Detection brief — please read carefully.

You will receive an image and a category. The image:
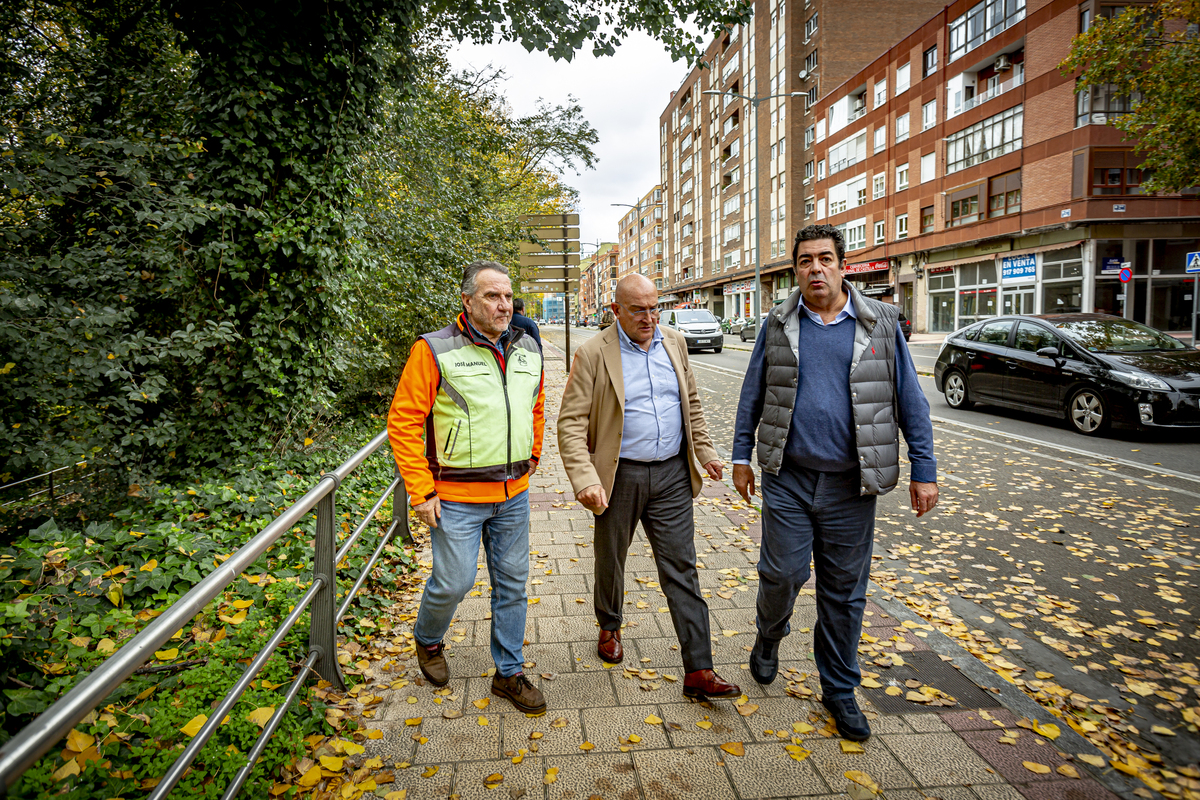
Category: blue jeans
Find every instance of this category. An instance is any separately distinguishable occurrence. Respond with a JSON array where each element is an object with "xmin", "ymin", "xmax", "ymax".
[
  {"xmin": 755, "ymin": 464, "xmax": 876, "ymax": 699},
  {"xmin": 413, "ymin": 491, "xmax": 530, "ymax": 677}
]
